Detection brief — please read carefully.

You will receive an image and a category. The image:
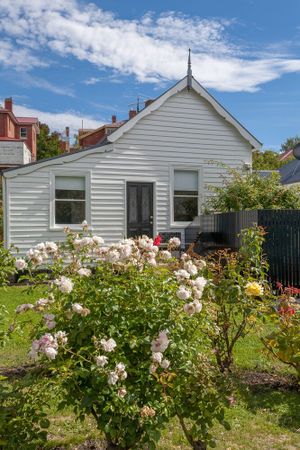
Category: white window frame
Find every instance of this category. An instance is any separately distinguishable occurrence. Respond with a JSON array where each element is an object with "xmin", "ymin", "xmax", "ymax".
[
  {"xmin": 169, "ymin": 166, "xmax": 203, "ymax": 227},
  {"xmin": 49, "ymin": 170, "xmax": 91, "ymax": 230},
  {"xmin": 20, "ymin": 127, "xmax": 27, "ymax": 139}
]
